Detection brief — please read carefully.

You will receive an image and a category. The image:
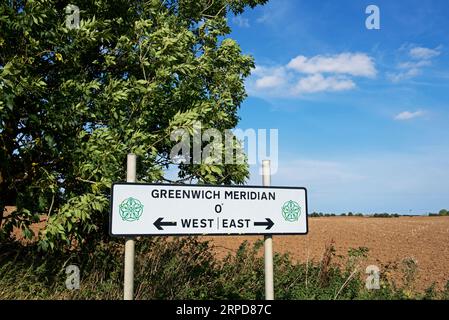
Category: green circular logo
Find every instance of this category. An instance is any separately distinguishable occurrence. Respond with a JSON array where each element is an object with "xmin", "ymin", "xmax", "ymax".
[
  {"xmin": 282, "ymin": 200, "xmax": 301, "ymax": 222},
  {"xmin": 119, "ymin": 197, "xmax": 143, "ymax": 222}
]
